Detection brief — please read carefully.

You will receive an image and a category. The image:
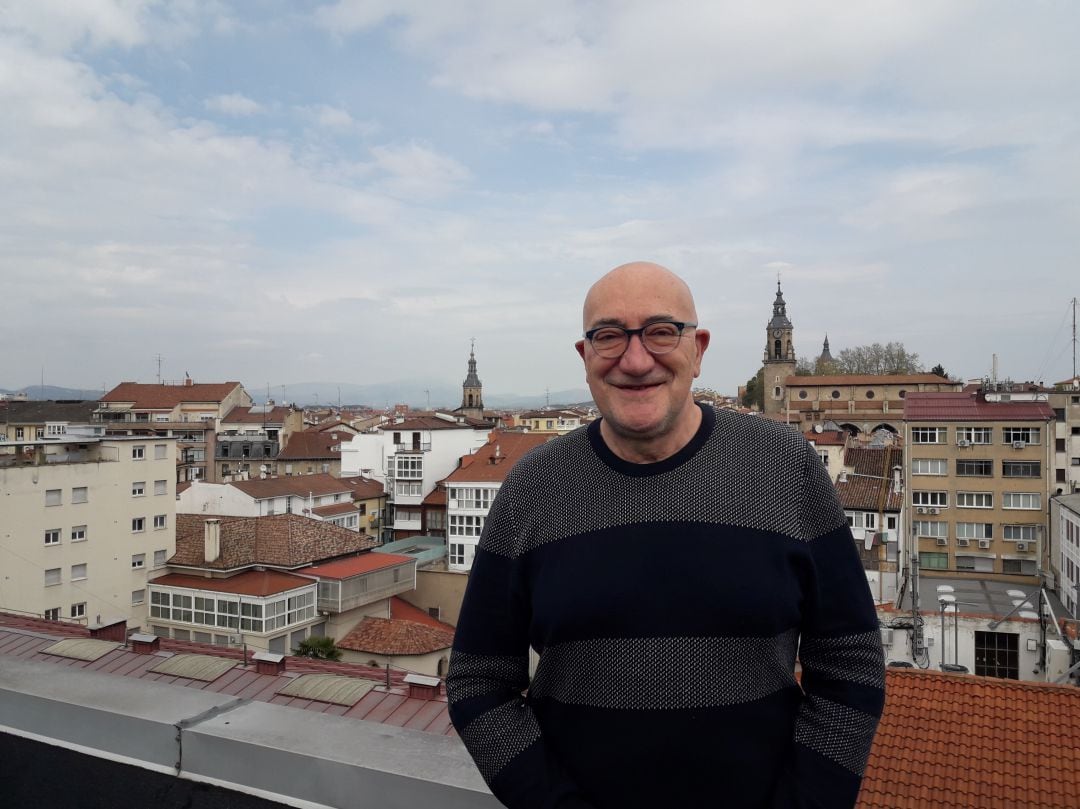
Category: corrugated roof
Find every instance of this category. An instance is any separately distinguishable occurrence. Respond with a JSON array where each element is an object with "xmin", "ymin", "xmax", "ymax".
[
  {"xmin": 277, "ymin": 674, "xmax": 378, "ymax": 706},
  {"xmin": 903, "ymin": 392, "xmax": 1055, "ymax": 422},
  {"xmin": 100, "ymin": 381, "xmax": 244, "ymax": 409},
  {"xmin": 229, "ymin": 473, "xmax": 351, "ymax": 499},
  {"xmin": 299, "ymin": 554, "xmax": 414, "ymax": 580},
  {"xmin": 150, "ymin": 570, "xmax": 314, "ymax": 597},
  {"xmin": 149, "ymin": 653, "xmax": 236, "ymax": 682}
]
